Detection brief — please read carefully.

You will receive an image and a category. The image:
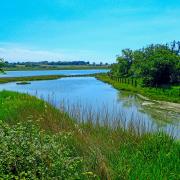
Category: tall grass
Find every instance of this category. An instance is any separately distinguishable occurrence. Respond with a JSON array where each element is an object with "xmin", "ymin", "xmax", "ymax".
[{"xmin": 0, "ymin": 90, "xmax": 179, "ymax": 179}]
